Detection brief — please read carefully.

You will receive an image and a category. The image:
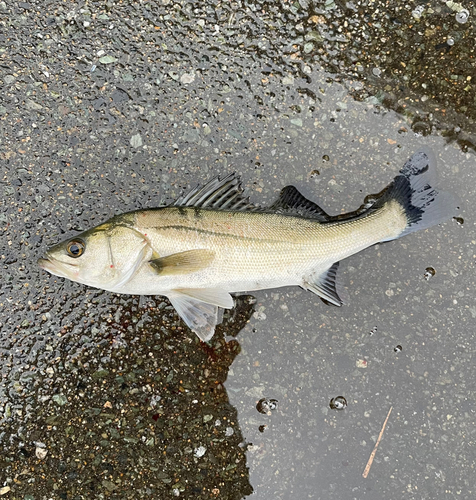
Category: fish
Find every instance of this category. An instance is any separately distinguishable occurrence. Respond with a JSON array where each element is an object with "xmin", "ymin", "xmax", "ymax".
[{"xmin": 38, "ymin": 150, "xmax": 456, "ymax": 342}]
